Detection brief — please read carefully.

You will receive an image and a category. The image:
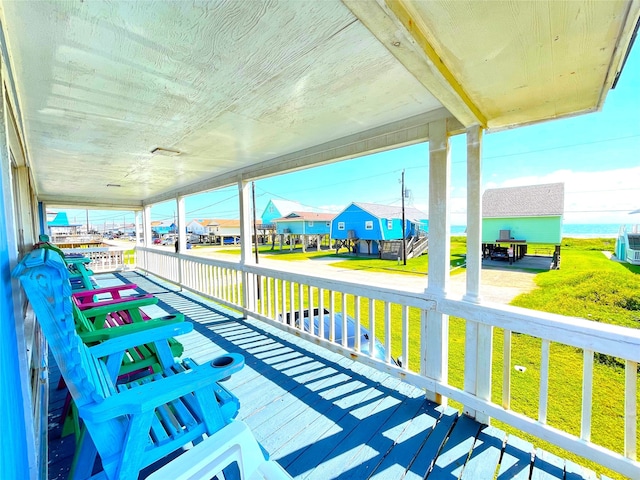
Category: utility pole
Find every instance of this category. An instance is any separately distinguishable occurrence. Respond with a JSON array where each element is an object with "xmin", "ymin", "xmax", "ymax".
[
  {"xmin": 86, "ymin": 209, "xmax": 89, "ymax": 235},
  {"xmin": 401, "ymin": 169, "xmax": 407, "ymax": 265}
]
